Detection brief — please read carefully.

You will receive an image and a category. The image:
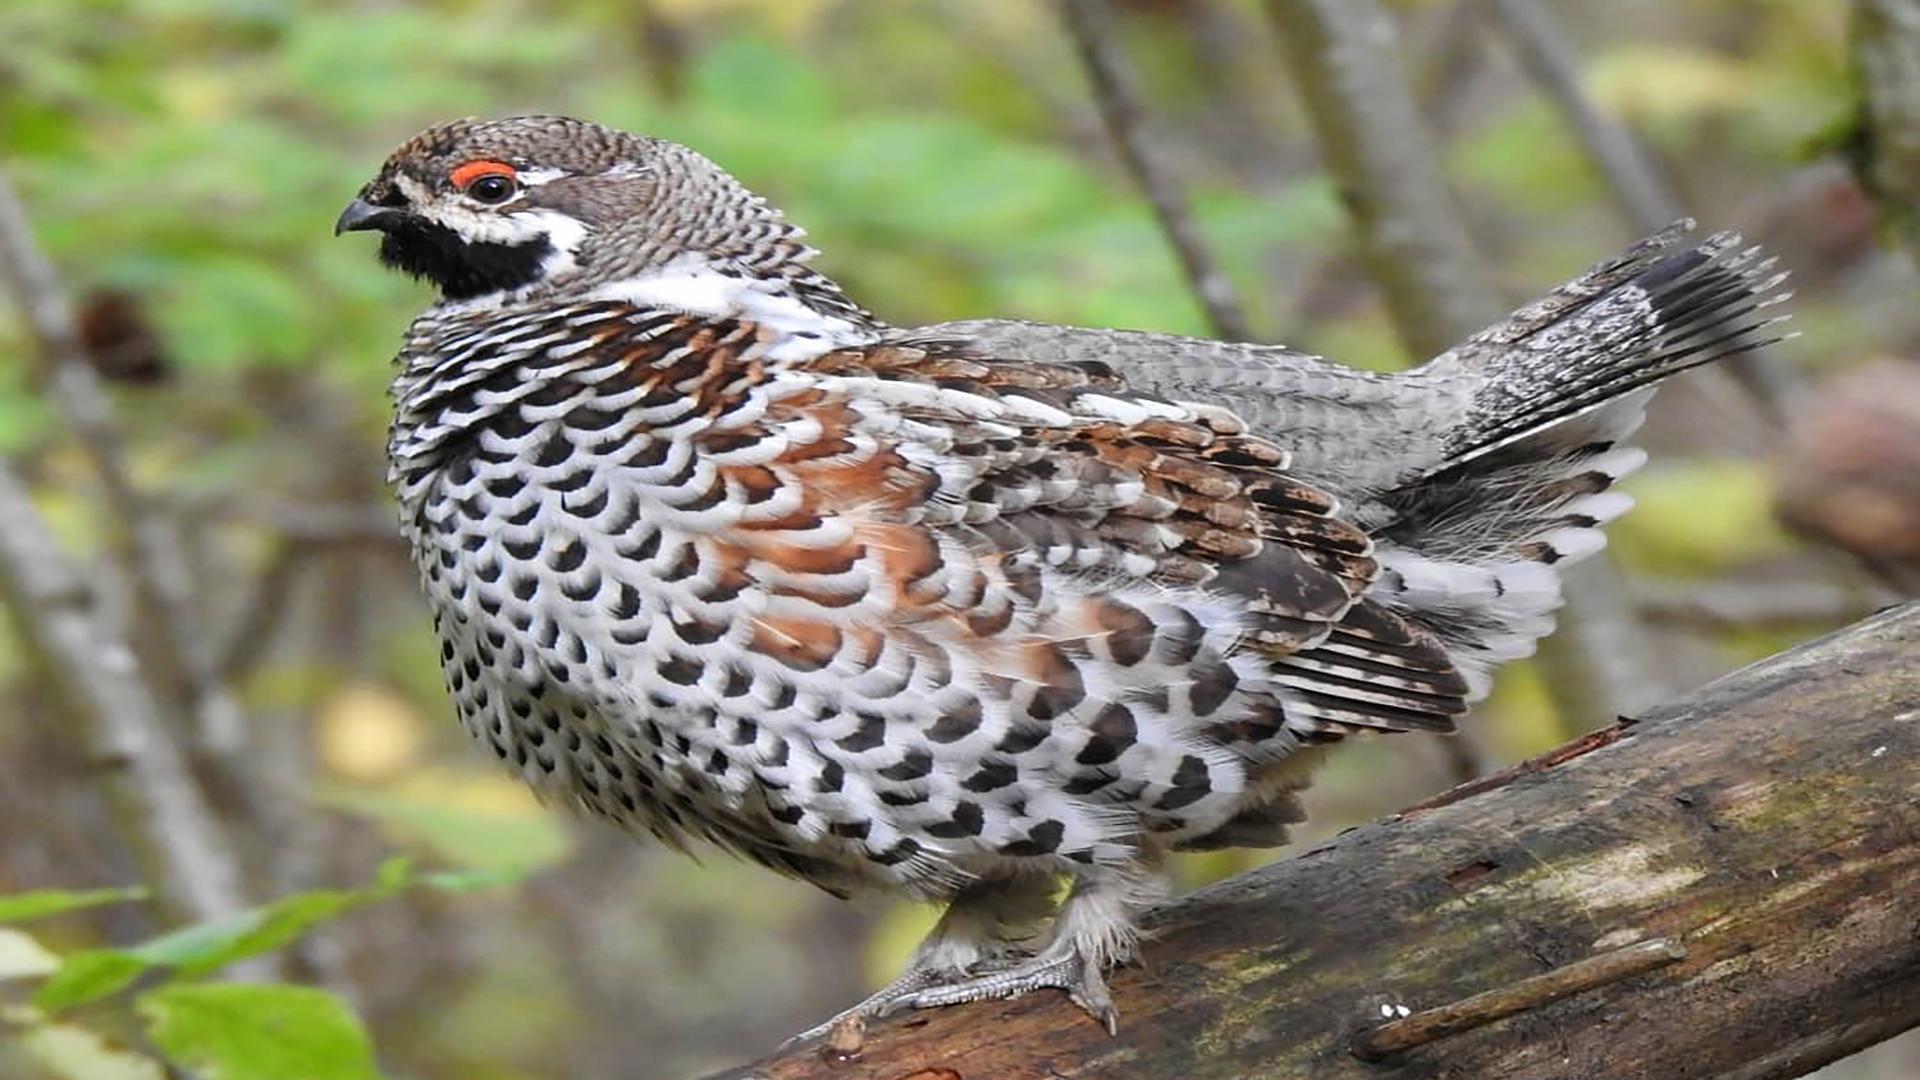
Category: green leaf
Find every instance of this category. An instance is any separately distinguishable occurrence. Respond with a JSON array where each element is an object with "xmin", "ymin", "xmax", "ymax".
[
  {"xmin": 0, "ymin": 928, "xmax": 61, "ymax": 980},
  {"xmin": 372, "ymin": 857, "xmax": 415, "ymax": 895},
  {"xmin": 13, "ymin": 1015, "xmax": 167, "ymax": 1080},
  {"xmin": 35, "ymin": 950, "xmax": 150, "ymax": 1013},
  {"xmin": 132, "ymin": 889, "xmax": 360, "ymax": 979},
  {"xmin": 140, "ymin": 984, "xmax": 384, "ymax": 1080},
  {"xmin": 26, "ymin": 860, "xmax": 505, "ymax": 1015},
  {"xmin": 0, "ymin": 887, "xmax": 147, "ymax": 924}
]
